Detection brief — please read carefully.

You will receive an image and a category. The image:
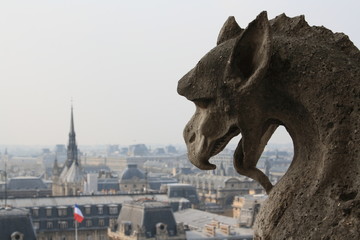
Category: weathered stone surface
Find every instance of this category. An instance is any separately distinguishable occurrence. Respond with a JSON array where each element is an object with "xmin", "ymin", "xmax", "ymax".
[{"xmin": 177, "ymin": 11, "xmax": 360, "ymax": 239}]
